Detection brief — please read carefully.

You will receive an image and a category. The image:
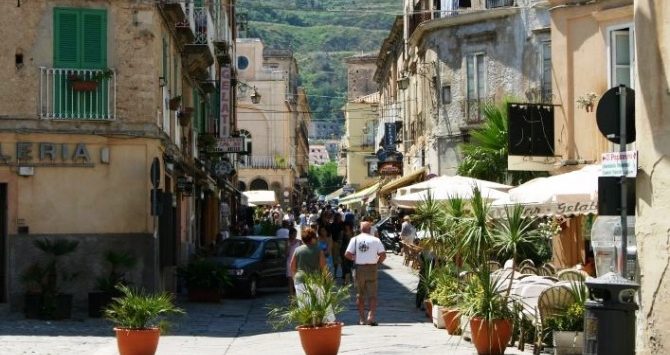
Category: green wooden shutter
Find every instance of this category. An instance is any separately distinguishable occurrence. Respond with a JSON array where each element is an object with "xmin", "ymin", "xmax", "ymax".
[
  {"xmin": 162, "ymin": 37, "xmax": 168, "ymax": 83},
  {"xmin": 80, "ymin": 9, "xmax": 107, "ymax": 68},
  {"xmin": 54, "ymin": 9, "xmax": 80, "ymax": 68}
]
